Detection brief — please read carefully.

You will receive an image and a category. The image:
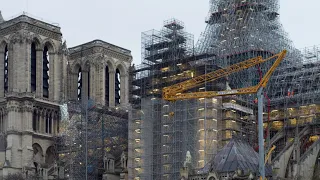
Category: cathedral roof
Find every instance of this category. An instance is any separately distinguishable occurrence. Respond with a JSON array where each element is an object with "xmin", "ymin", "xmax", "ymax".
[
  {"xmin": 68, "ymin": 39, "xmax": 132, "ymax": 57},
  {"xmin": 202, "ymin": 138, "xmax": 272, "ymax": 176}
]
